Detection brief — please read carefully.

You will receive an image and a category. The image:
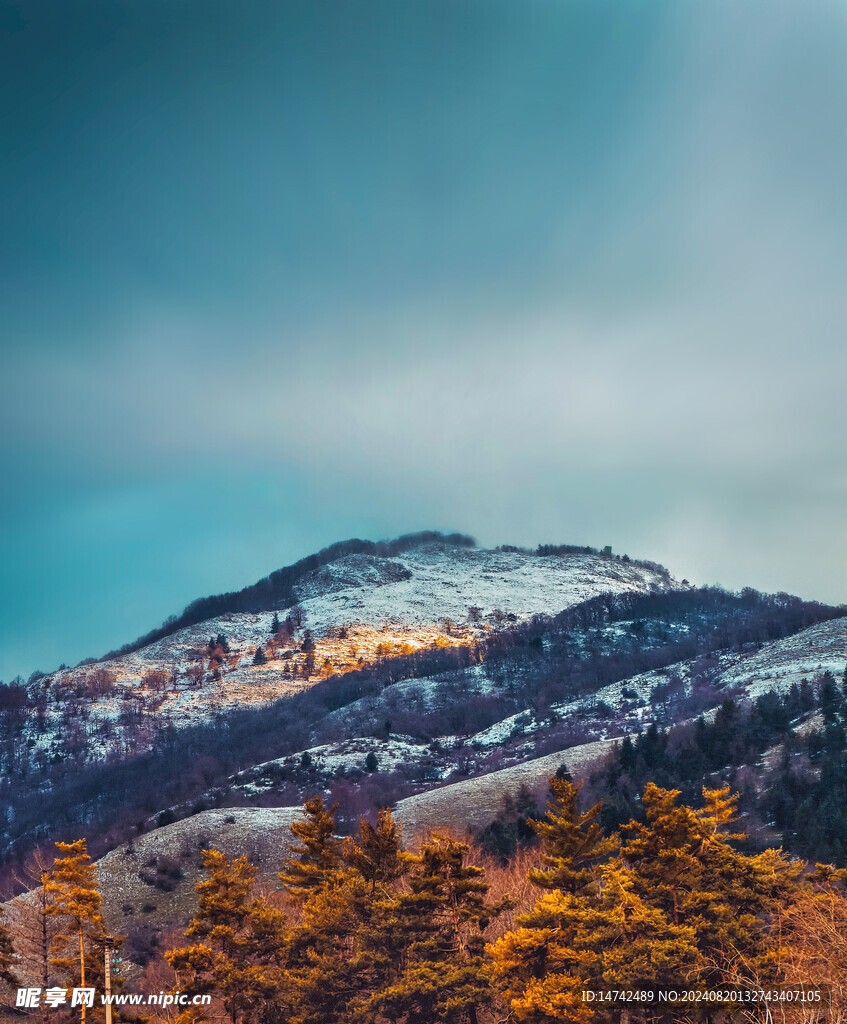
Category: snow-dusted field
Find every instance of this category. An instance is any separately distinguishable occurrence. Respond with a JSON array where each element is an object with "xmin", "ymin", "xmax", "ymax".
[
  {"xmin": 718, "ymin": 617, "xmax": 847, "ymax": 696},
  {"xmin": 394, "ymin": 738, "xmax": 615, "ymax": 840},
  {"xmin": 465, "ymin": 616, "xmax": 847, "ymax": 751},
  {"xmin": 4, "ymin": 807, "xmax": 302, "ymax": 947},
  {"xmin": 232, "ymin": 736, "xmax": 450, "ymax": 795},
  {"xmin": 295, "ymin": 546, "xmax": 680, "ymax": 636},
  {"xmin": 95, "ymin": 807, "xmax": 301, "ymax": 928}
]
